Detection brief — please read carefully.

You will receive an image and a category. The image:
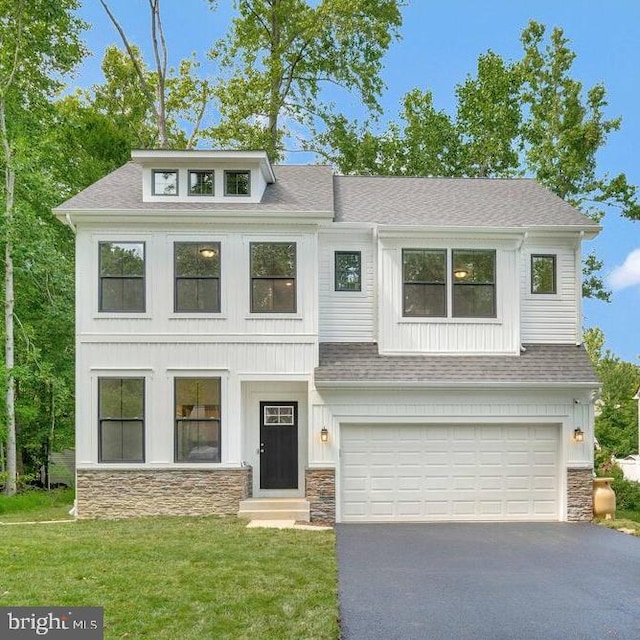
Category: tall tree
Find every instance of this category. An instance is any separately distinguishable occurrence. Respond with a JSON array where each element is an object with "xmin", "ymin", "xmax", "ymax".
[
  {"xmin": 207, "ymin": 0, "xmax": 403, "ymax": 160},
  {"xmin": 0, "ymin": 0, "xmax": 85, "ymax": 494},
  {"xmin": 99, "ymin": 0, "xmax": 212, "ymax": 149}
]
